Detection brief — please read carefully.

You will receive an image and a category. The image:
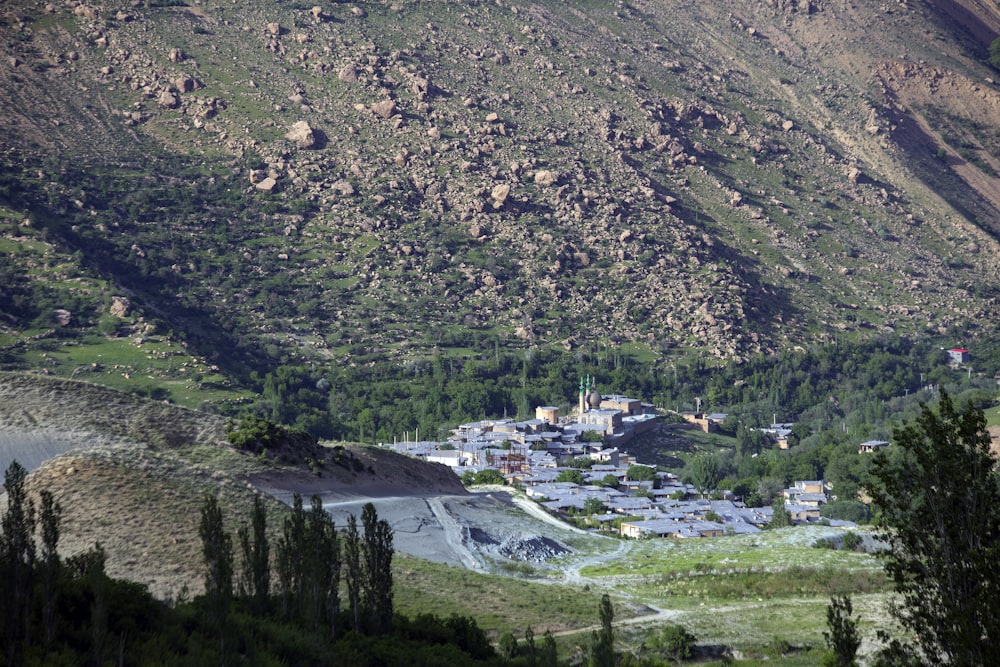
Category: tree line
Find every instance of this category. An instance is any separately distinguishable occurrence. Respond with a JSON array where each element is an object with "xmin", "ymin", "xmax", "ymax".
[{"xmin": 0, "ymin": 461, "xmax": 502, "ymax": 665}]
